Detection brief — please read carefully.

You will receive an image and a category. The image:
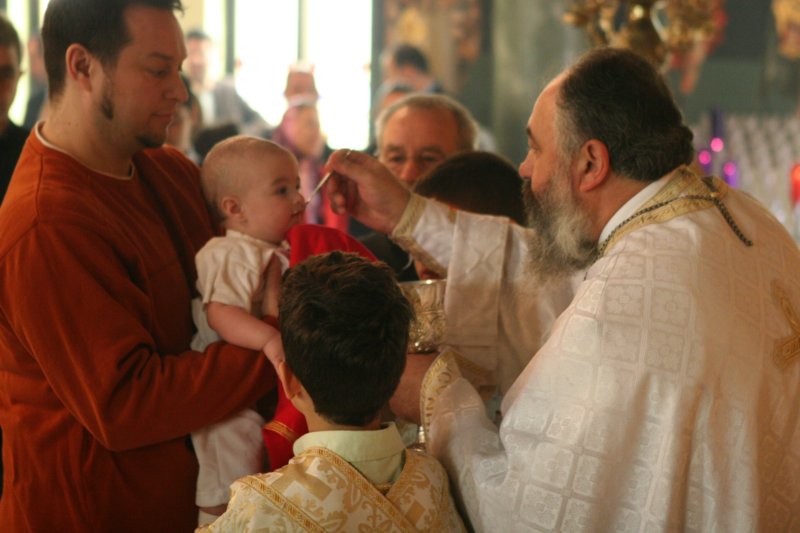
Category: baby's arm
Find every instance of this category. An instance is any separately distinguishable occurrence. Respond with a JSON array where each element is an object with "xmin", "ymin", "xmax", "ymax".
[
  {"xmin": 206, "ymin": 303, "xmax": 284, "ymax": 367},
  {"xmin": 206, "ymin": 302, "xmax": 278, "ymax": 352}
]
